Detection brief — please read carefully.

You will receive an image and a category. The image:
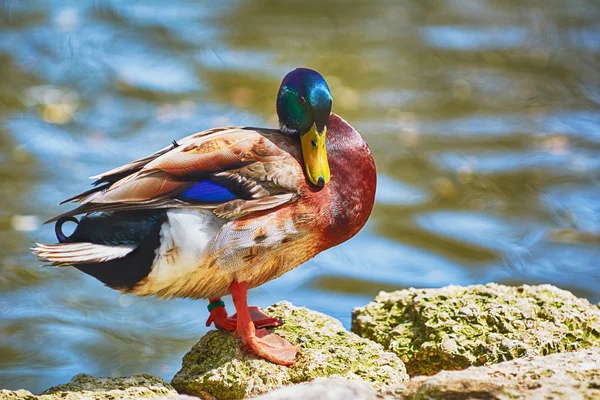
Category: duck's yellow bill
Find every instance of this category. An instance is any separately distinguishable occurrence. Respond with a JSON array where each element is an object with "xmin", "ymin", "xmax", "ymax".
[{"xmin": 301, "ymin": 124, "xmax": 330, "ymax": 187}]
